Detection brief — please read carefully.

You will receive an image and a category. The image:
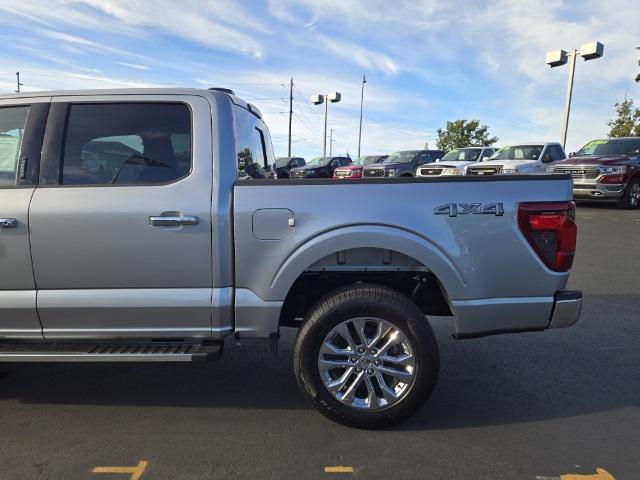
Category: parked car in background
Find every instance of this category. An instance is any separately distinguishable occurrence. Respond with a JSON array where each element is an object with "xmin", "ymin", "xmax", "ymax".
[
  {"xmin": 274, "ymin": 156, "xmax": 305, "ymax": 178},
  {"xmin": 467, "ymin": 142, "xmax": 565, "ymax": 176},
  {"xmin": 362, "ymin": 150, "xmax": 444, "ymax": 177},
  {"xmin": 551, "ymin": 137, "xmax": 640, "ymax": 209},
  {"xmin": 333, "ymin": 154, "xmax": 388, "ymax": 179},
  {"xmin": 289, "ymin": 156, "xmax": 351, "ymax": 178},
  {"xmin": 416, "ymin": 147, "xmax": 496, "ymax": 177}
]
